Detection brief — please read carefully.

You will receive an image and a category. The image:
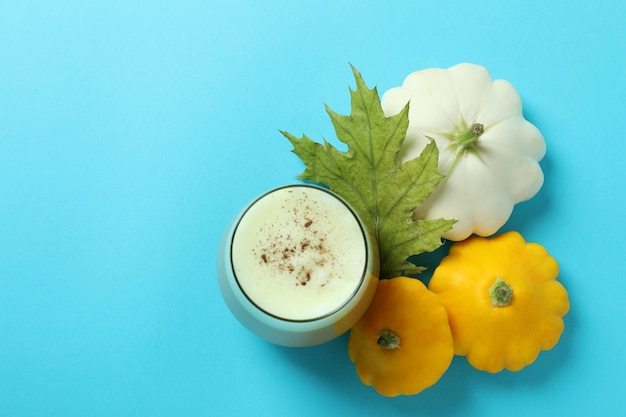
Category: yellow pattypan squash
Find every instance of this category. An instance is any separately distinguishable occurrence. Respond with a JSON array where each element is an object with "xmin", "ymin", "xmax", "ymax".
[
  {"xmin": 348, "ymin": 277, "xmax": 454, "ymax": 397},
  {"xmin": 428, "ymin": 231, "xmax": 570, "ymax": 373}
]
